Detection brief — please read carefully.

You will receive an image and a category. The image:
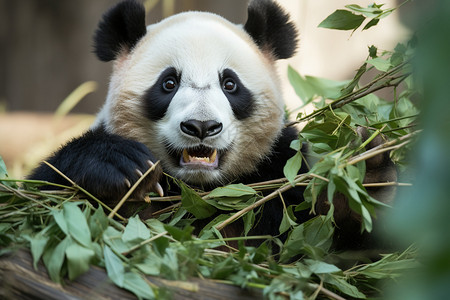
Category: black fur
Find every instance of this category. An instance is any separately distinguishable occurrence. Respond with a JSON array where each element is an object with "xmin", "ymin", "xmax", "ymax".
[
  {"xmin": 244, "ymin": 0, "xmax": 298, "ymax": 59},
  {"xmin": 144, "ymin": 67, "xmax": 181, "ymax": 121},
  {"xmin": 220, "ymin": 68, "xmax": 255, "ymax": 120},
  {"xmin": 94, "ymin": 0, "xmax": 147, "ymax": 61},
  {"xmin": 28, "ymin": 126, "xmax": 163, "ymax": 205}
]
